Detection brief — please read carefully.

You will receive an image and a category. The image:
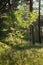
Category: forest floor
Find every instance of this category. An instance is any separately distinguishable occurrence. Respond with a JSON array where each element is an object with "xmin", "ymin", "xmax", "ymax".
[{"xmin": 0, "ymin": 40, "xmax": 43, "ymax": 65}]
